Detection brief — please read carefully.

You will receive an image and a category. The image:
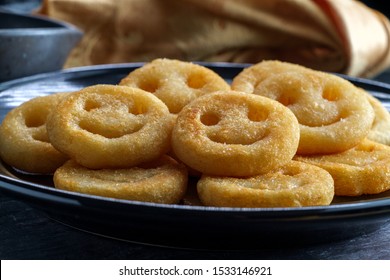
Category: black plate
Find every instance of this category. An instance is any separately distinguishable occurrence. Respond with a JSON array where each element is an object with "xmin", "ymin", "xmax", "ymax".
[{"xmin": 1, "ymin": 62, "xmax": 390, "ymax": 250}]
